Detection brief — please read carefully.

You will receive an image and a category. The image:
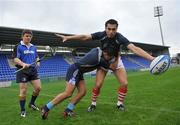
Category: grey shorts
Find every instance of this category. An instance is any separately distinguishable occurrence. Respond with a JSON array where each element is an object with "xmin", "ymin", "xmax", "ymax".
[{"xmin": 65, "ymin": 64, "xmax": 84, "ymax": 85}]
